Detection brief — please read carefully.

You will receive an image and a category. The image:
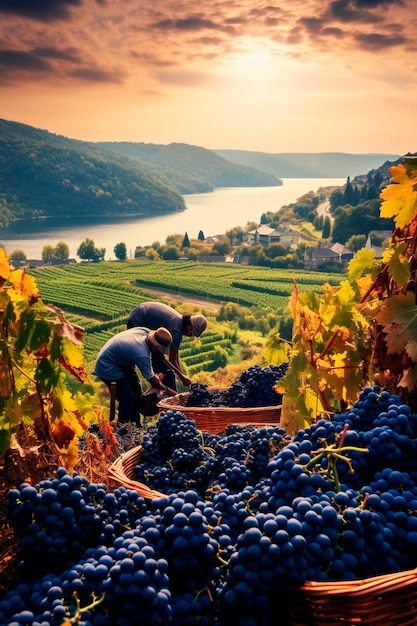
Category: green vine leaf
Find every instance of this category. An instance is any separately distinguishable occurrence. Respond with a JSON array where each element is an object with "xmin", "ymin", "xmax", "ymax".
[
  {"xmin": 382, "ymin": 241, "xmax": 410, "ymax": 287},
  {"xmin": 348, "ymin": 248, "xmax": 376, "ymax": 282}
]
